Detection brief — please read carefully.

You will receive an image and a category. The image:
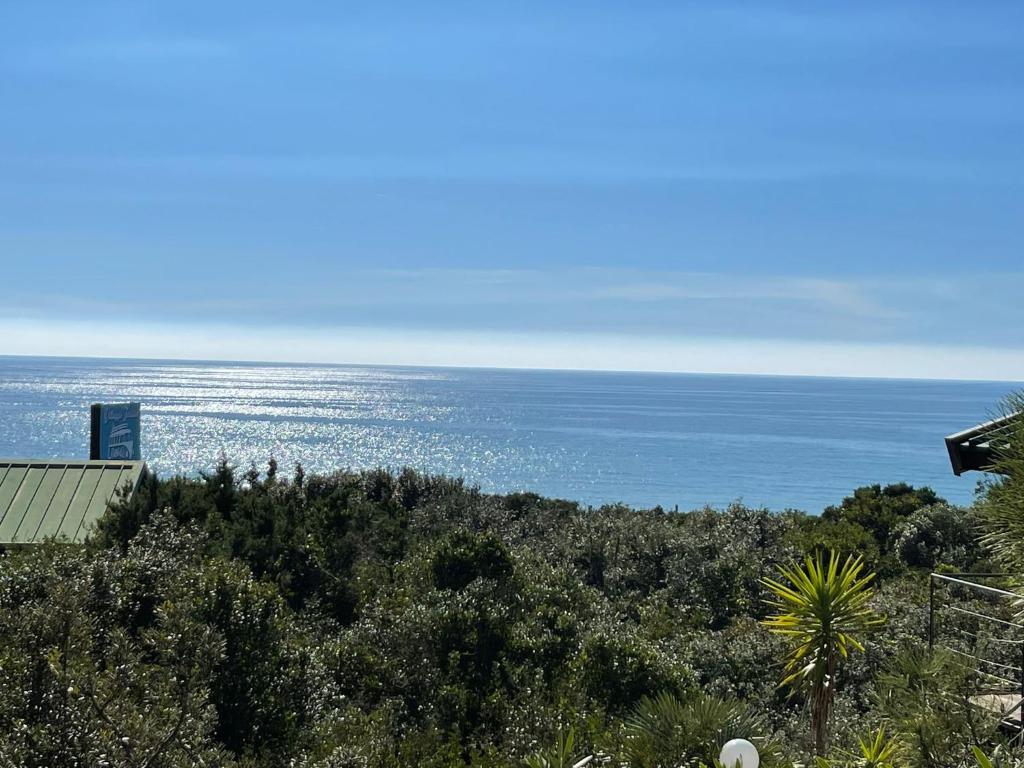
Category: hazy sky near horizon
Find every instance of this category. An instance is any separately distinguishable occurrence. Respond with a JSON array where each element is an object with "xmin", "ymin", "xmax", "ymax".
[{"xmin": 2, "ymin": 2, "xmax": 1023, "ymax": 379}]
